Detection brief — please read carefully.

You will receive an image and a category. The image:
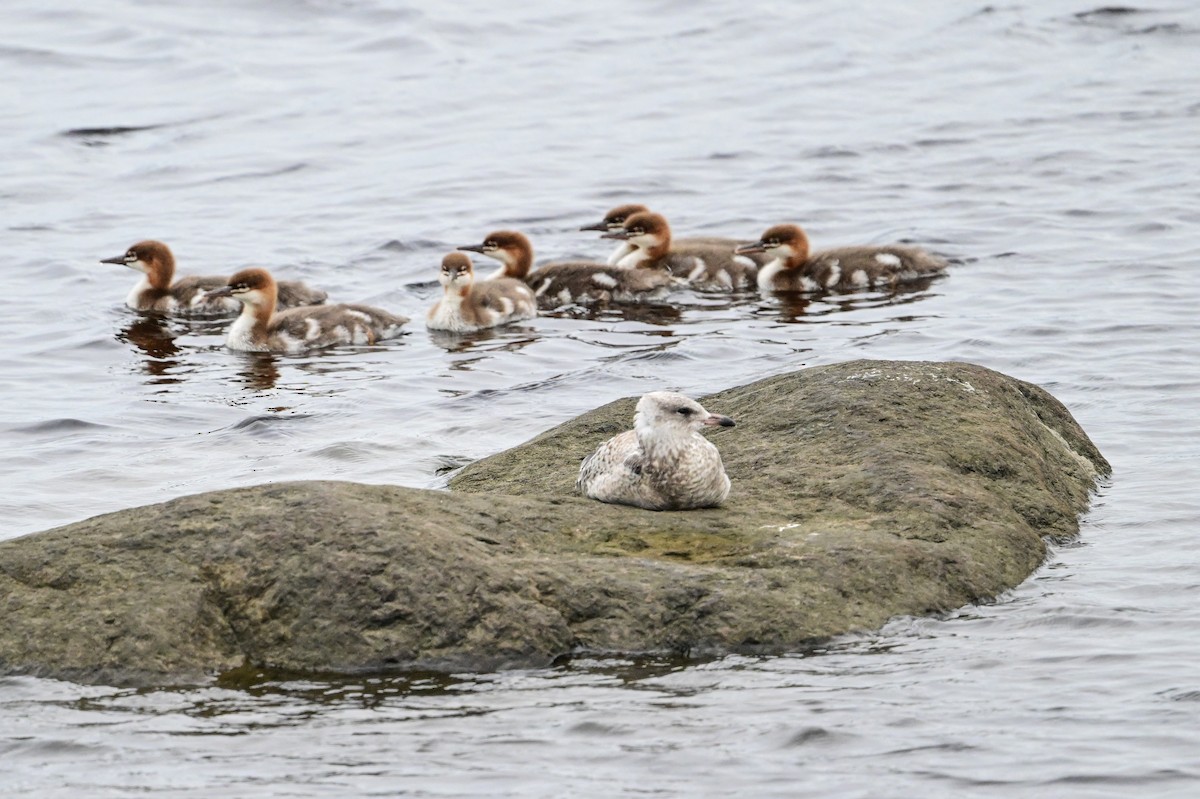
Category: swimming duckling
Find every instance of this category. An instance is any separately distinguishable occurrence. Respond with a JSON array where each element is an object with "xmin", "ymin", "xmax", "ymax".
[
  {"xmin": 735, "ymin": 224, "xmax": 947, "ymax": 293},
  {"xmin": 582, "ymin": 205, "xmax": 769, "ymax": 290},
  {"xmin": 600, "ymin": 211, "xmax": 761, "ymax": 291},
  {"xmin": 101, "ymin": 240, "xmax": 327, "ymax": 314},
  {"xmin": 459, "ymin": 230, "xmax": 679, "ymax": 308},
  {"xmin": 577, "ymin": 391, "xmax": 735, "ymax": 511},
  {"xmin": 205, "ymin": 267, "xmax": 407, "ymax": 353},
  {"xmin": 426, "ymin": 252, "xmax": 537, "ymax": 332}
]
